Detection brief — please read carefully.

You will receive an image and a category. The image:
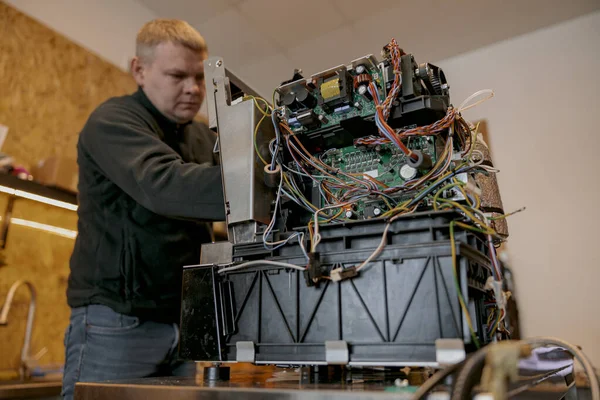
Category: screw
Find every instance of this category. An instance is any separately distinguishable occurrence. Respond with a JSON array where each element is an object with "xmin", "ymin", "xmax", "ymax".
[{"xmin": 216, "ymin": 59, "xmax": 223, "ymax": 67}]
